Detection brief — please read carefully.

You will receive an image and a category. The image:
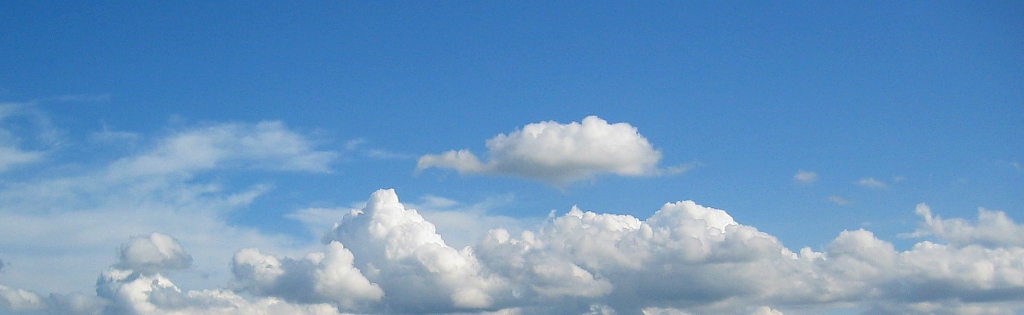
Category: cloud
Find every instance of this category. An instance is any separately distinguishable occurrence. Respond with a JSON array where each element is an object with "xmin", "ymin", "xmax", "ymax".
[
  {"xmin": 0, "ymin": 120, "xmax": 336, "ymax": 295},
  {"xmin": 116, "ymin": 233, "xmax": 193, "ymax": 274},
  {"xmin": 793, "ymin": 170, "xmax": 818, "ymax": 184},
  {"xmin": 910, "ymin": 203, "xmax": 1024, "ymax": 248},
  {"xmin": 0, "ymin": 284, "xmax": 46, "ymax": 312},
  {"xmin": 108, "ymin": 121, "xmax": 337, "ymax": 178},
  {"xmin": 322, "ymin": 189, "xmax": 508, "ymax": 313},
  {"xmin": 231, "ymin": 242, "xmax": 384, "ymax": 309},
  {"xmin": 857, "ymin": 177, "xmax": 888, "ymax": 189},
  {"xmin": 0, "ymin": 102, "xmax": 50, "ymax": 172},
  {"xmin": 828, "ymin": 195, "xmax": 852, "ymax": 206},
  {"xmin": 2, "ymin": 189, "xmax": 1024, "ymax": 314},
  {"xmin": 417, "ymin": 116, "xmax": 668, "ymax": 185}
]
